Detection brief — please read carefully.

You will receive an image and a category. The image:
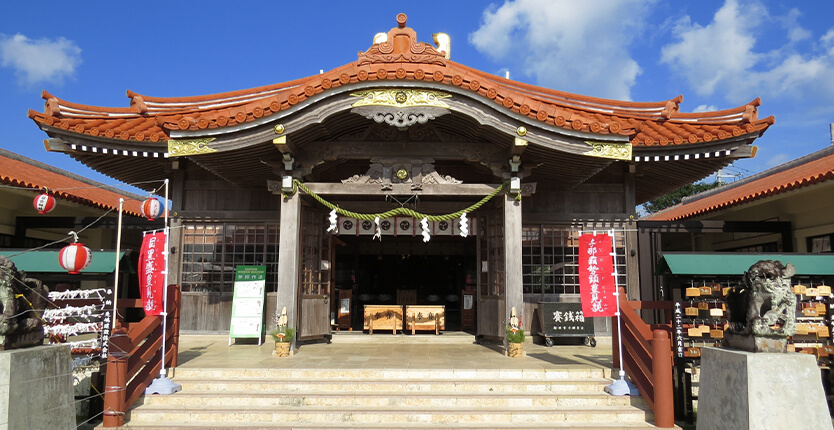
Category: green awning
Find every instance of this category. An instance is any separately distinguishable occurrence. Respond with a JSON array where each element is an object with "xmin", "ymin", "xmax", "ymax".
[
  {"xmin": 657, "ymin": 252, "xmax": 834, "ymax": 276},
  {"xmin": 0, "ymin": 250, "xmax": 128, "ymax": 274}
]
